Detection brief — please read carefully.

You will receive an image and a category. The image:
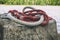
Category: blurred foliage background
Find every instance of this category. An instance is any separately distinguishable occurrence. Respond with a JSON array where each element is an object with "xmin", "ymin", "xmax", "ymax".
[{"xmin": 0, "ymin": 0, "xmax": 60, "ymax": 5}]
